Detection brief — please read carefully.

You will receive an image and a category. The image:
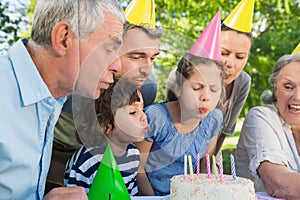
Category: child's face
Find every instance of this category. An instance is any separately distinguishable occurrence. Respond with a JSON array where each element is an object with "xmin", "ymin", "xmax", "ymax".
[
  {"xmin": 178, "ymin": 63, "xmax": 222, "ymax": 119},
  {"xmin": 111, "ymin": 92, "xmax": 148, "ymax": 144}
]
